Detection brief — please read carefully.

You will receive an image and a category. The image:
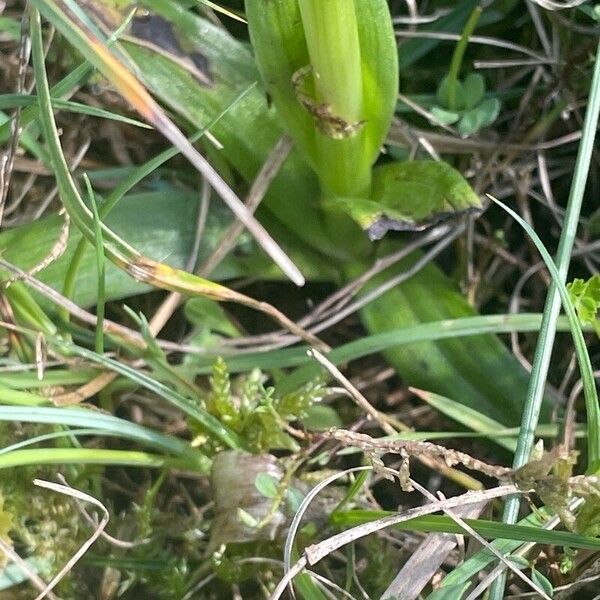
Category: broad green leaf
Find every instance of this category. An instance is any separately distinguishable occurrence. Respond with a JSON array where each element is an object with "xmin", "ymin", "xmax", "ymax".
[
  {"xmin": 301, "ymin": 404, "xmax": 343, "ymax": 430},
  {"xmin": 531, "ymin": 567, "xmax": 554, "ymax": 597},
  {"xmin": 350, "ymin": 247, "xmax": 548, "ymax": 425},
  {"xmin": 246, "ymin": 0, "xmax": 398, "ymax": 197},
  {"xmin": 326, "ymin": 161, "xmax": 482, "ymax": 240},
  {"xmin": 0, "ymin": 191, "xmax": 237, "ymax": 308}
]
